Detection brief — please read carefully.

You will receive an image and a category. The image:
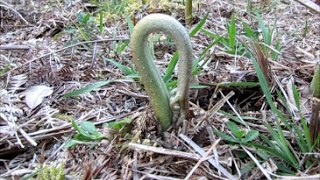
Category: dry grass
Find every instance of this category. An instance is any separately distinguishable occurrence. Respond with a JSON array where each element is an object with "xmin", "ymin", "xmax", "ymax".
[{"xmin": 0, "ymin": 0, "xmax": 319, "ymax": 179}]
